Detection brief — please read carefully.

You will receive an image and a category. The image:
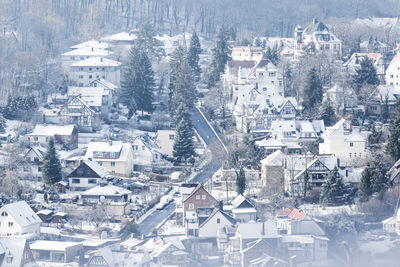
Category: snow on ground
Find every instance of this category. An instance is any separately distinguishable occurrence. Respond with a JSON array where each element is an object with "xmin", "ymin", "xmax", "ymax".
[
  {"xmin": 359, "ymin": 239, "xmax": 398, "ymax": 256},
  {"xmin": 157, "ymin": 219, "xmax": 185, "ymax": 235},
  {"xmin": 299, "ymin": 204, "xmax": 361, "ymax": 217}
]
